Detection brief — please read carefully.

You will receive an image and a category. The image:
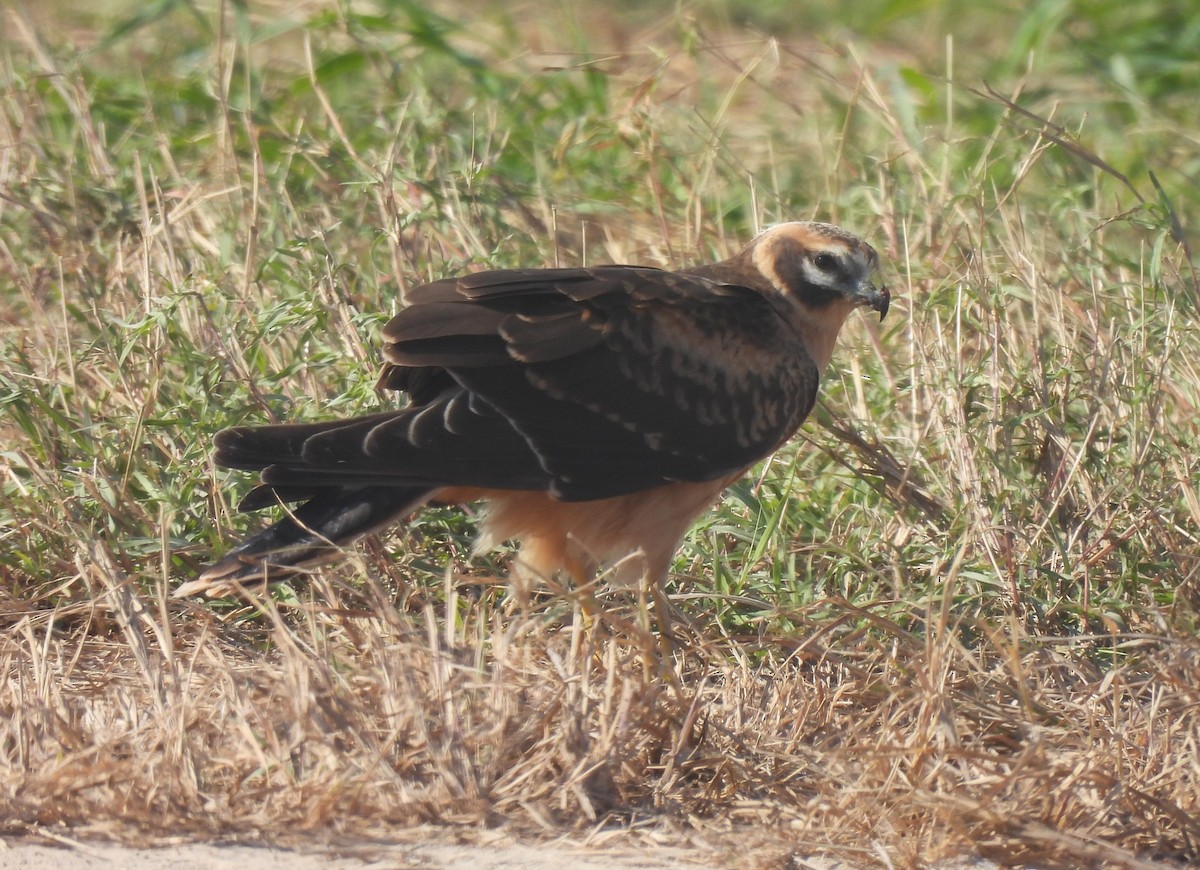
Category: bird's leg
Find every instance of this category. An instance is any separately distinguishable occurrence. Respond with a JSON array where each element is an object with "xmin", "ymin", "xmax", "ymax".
[
  {"xmin": 506, "ymin": 534, "xmax": 575, "ymax": 614},
  {"xmin": 623, "ymin": 580, "xmax": 683, "ymax": 688}
]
